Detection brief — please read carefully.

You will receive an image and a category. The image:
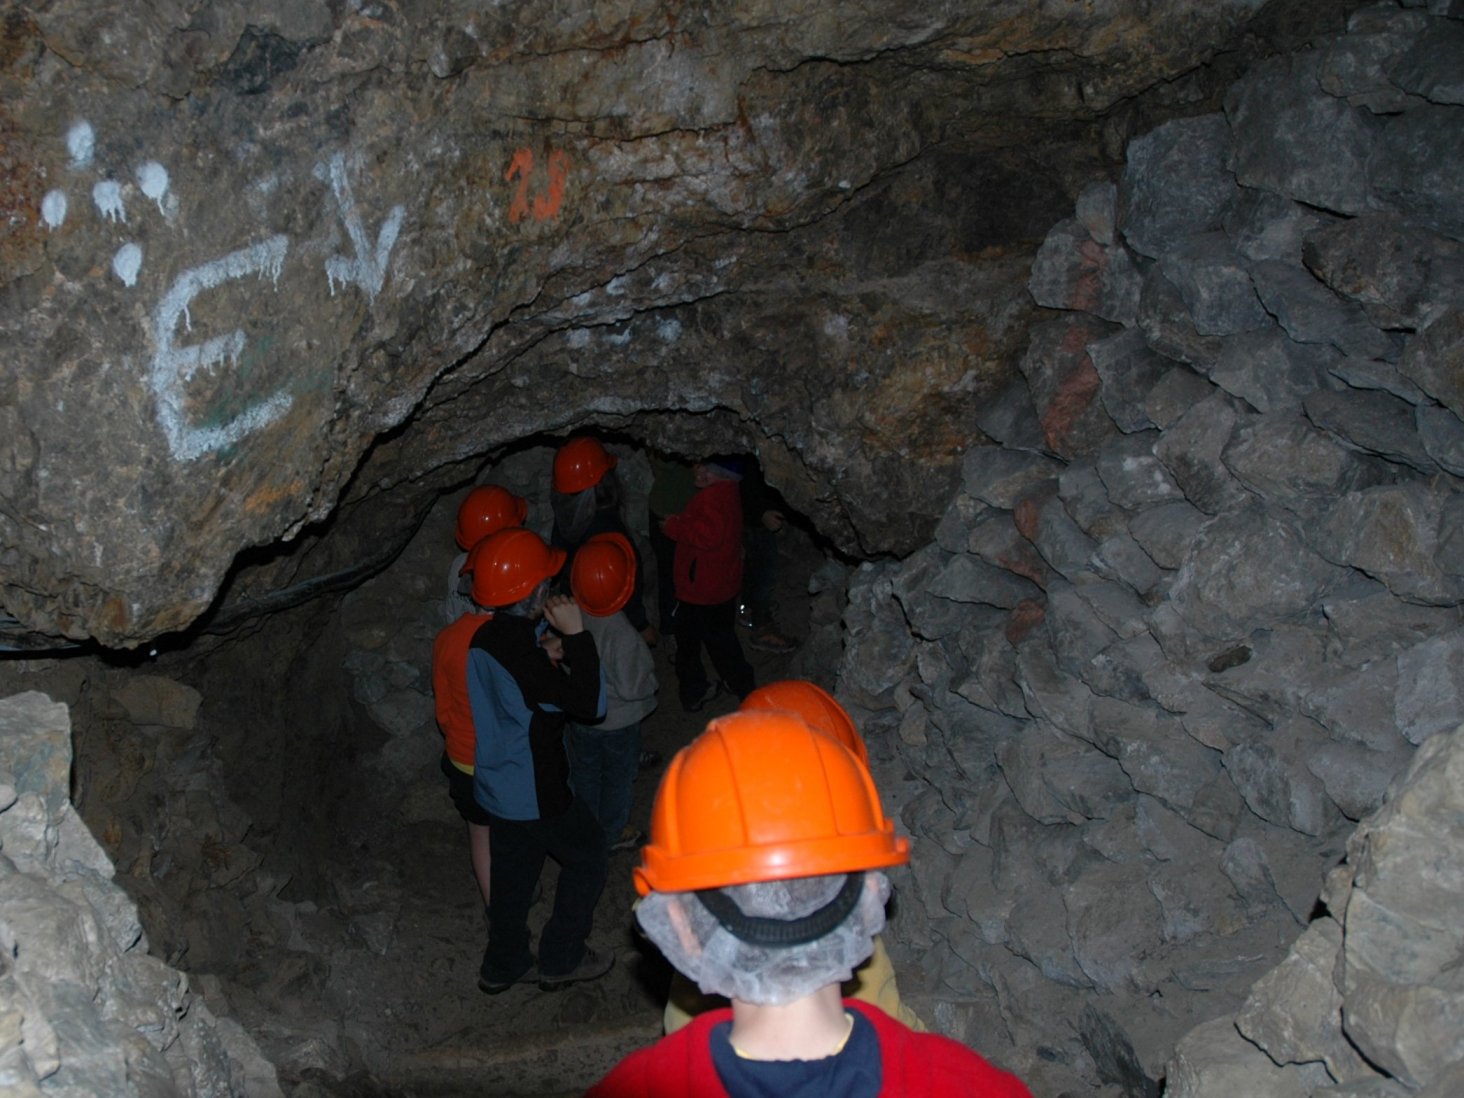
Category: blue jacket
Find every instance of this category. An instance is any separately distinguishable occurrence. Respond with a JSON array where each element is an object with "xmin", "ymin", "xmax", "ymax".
[{"xmin": 469, "ymin": 614, "xmax": 605, "ymax": 820}]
